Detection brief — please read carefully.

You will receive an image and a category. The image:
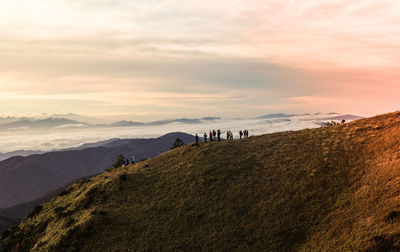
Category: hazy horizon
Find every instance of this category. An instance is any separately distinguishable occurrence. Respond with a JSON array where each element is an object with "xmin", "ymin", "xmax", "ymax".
[
  {"xmin": 0, "ymin": 112, "xmax": 363, "ymax": 153},
  {"xmin": 0, "ymin": 110, "xmax": 366, "ymax": 124}
]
